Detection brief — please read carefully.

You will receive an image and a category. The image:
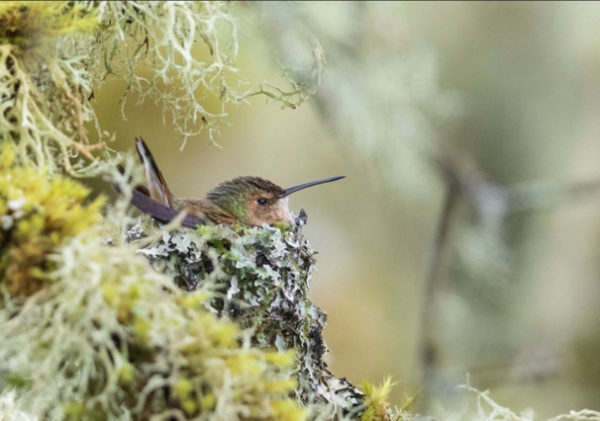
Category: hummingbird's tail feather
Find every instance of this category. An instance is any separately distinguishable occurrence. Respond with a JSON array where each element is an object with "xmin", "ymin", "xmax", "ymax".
[{"xmin": 135, "ymin": 137, "xmax": 175, "ymax": 208}]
